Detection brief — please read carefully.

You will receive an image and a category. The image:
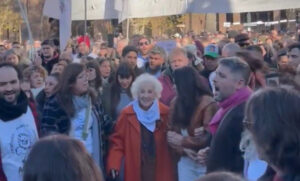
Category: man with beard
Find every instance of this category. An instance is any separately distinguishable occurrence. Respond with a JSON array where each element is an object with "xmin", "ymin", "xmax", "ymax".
[
  {"xmin": 145, "ymin": 46, "xmax": 166, "ymax": 78},
  {"xmin": 0, "ymin": 63, "xmax": 39, "ymax": 181},
  {"xmin": 40, "ymin": 40, "xmax": 59, "ymax": 73},
  {"xmin": 202, "ymin": 57, "xmax": 252, "ymax": 174},
  {"xmin": 122, "ymin": 45, "xmax": 145, "ymax": 77}
]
